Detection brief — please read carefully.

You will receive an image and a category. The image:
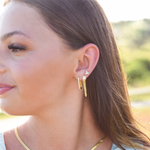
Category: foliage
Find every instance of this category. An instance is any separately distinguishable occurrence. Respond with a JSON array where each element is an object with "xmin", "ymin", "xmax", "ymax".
[
  {"xmin": 112, "ymin": 19, "xmax": 150, "ymax": 48},
  {"xmin": 111, "ymin": 19, "xmax": 150, "ymax": 87},
  {"xmin": 130, "ymin": 93, "xmax": 150, "ymax": 102}
]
